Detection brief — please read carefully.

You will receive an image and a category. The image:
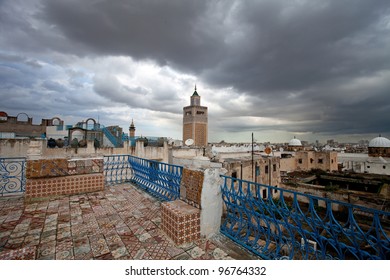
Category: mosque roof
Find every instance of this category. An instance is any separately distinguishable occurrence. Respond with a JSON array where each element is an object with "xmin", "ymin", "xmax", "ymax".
[
  {"xmin": 288, "ymin": 136, "xmax": 302, "ymax": 146},
  {"xmin": 368, "ymin": 135, "xmax": 390, "ymax": 148}
]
